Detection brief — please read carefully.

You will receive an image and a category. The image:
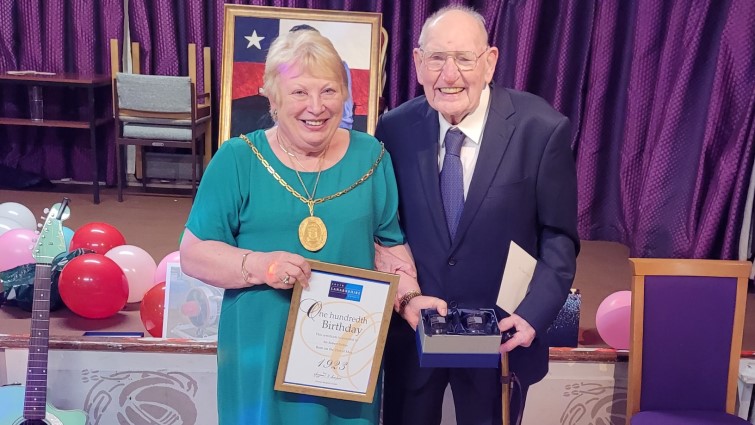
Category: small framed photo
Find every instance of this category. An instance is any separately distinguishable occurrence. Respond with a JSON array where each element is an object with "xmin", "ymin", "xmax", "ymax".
[
  {"xmin": 274, "ymin": 260, "xmax": 398, "ymax": 402},
  {"xmin": 162, "ymin": 263, "xmax": 224, "ymax": 341},
  {"xmin": 218, "ymin": 4, "xmax": 383, "ymax": 142}
]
